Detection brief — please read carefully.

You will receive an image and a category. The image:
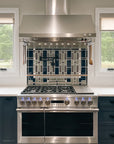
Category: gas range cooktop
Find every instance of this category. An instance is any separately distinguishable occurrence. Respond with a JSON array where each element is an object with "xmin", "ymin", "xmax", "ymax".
[{"xmin": 21, "ymin": 86, "xmax": 76, "ymax": 94}]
